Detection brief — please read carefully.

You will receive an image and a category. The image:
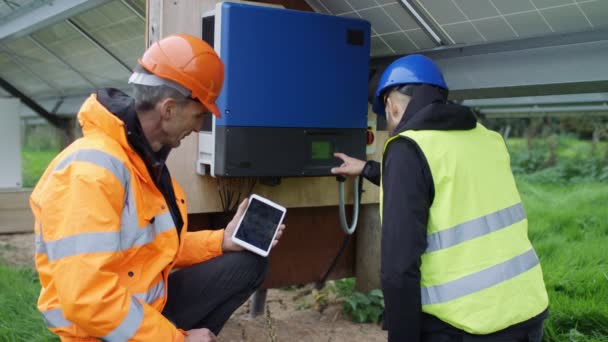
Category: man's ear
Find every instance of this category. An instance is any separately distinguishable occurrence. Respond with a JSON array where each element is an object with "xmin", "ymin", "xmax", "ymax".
[
  {"xmin": 386, "ymin": 97, "xmax": 398, "ymax": 123},
  {"xmin": 158, "ymin": 97, "xmax": 177, "ymax": 120}
]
